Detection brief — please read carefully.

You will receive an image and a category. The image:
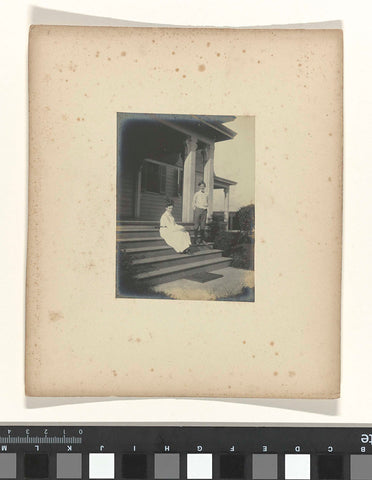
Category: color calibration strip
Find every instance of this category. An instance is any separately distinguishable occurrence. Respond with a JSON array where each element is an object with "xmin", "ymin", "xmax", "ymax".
[
  {"xmin": 2, "ymin": 452, "xmax": 372, "ymax": 480},
  {"xmin": 0, "ymin": 426, "xmax": 372, "ymax": 480}
]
